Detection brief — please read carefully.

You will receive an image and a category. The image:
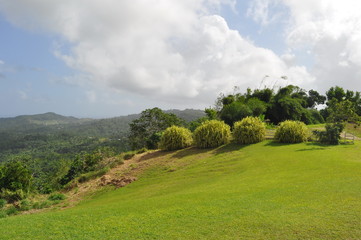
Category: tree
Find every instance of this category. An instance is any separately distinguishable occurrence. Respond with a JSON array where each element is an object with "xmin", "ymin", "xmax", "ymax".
[
  {"xmin": 0, "ymin": 161, "xmax": 32, "ymax": 201},
  {"xmin": 307, "ymin": 90, "xmax": 326, "ymax": 108},
  {"xmin": 129, "ymin": 108, "xmax": 184, "ymax": 149},
  {"xmin": 326, "ymin": 86, "xmax": 345, "ymax": 102},
  {"xmin": 219, "ymin": 102, "xmax": 252, "ymax": 127}
]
